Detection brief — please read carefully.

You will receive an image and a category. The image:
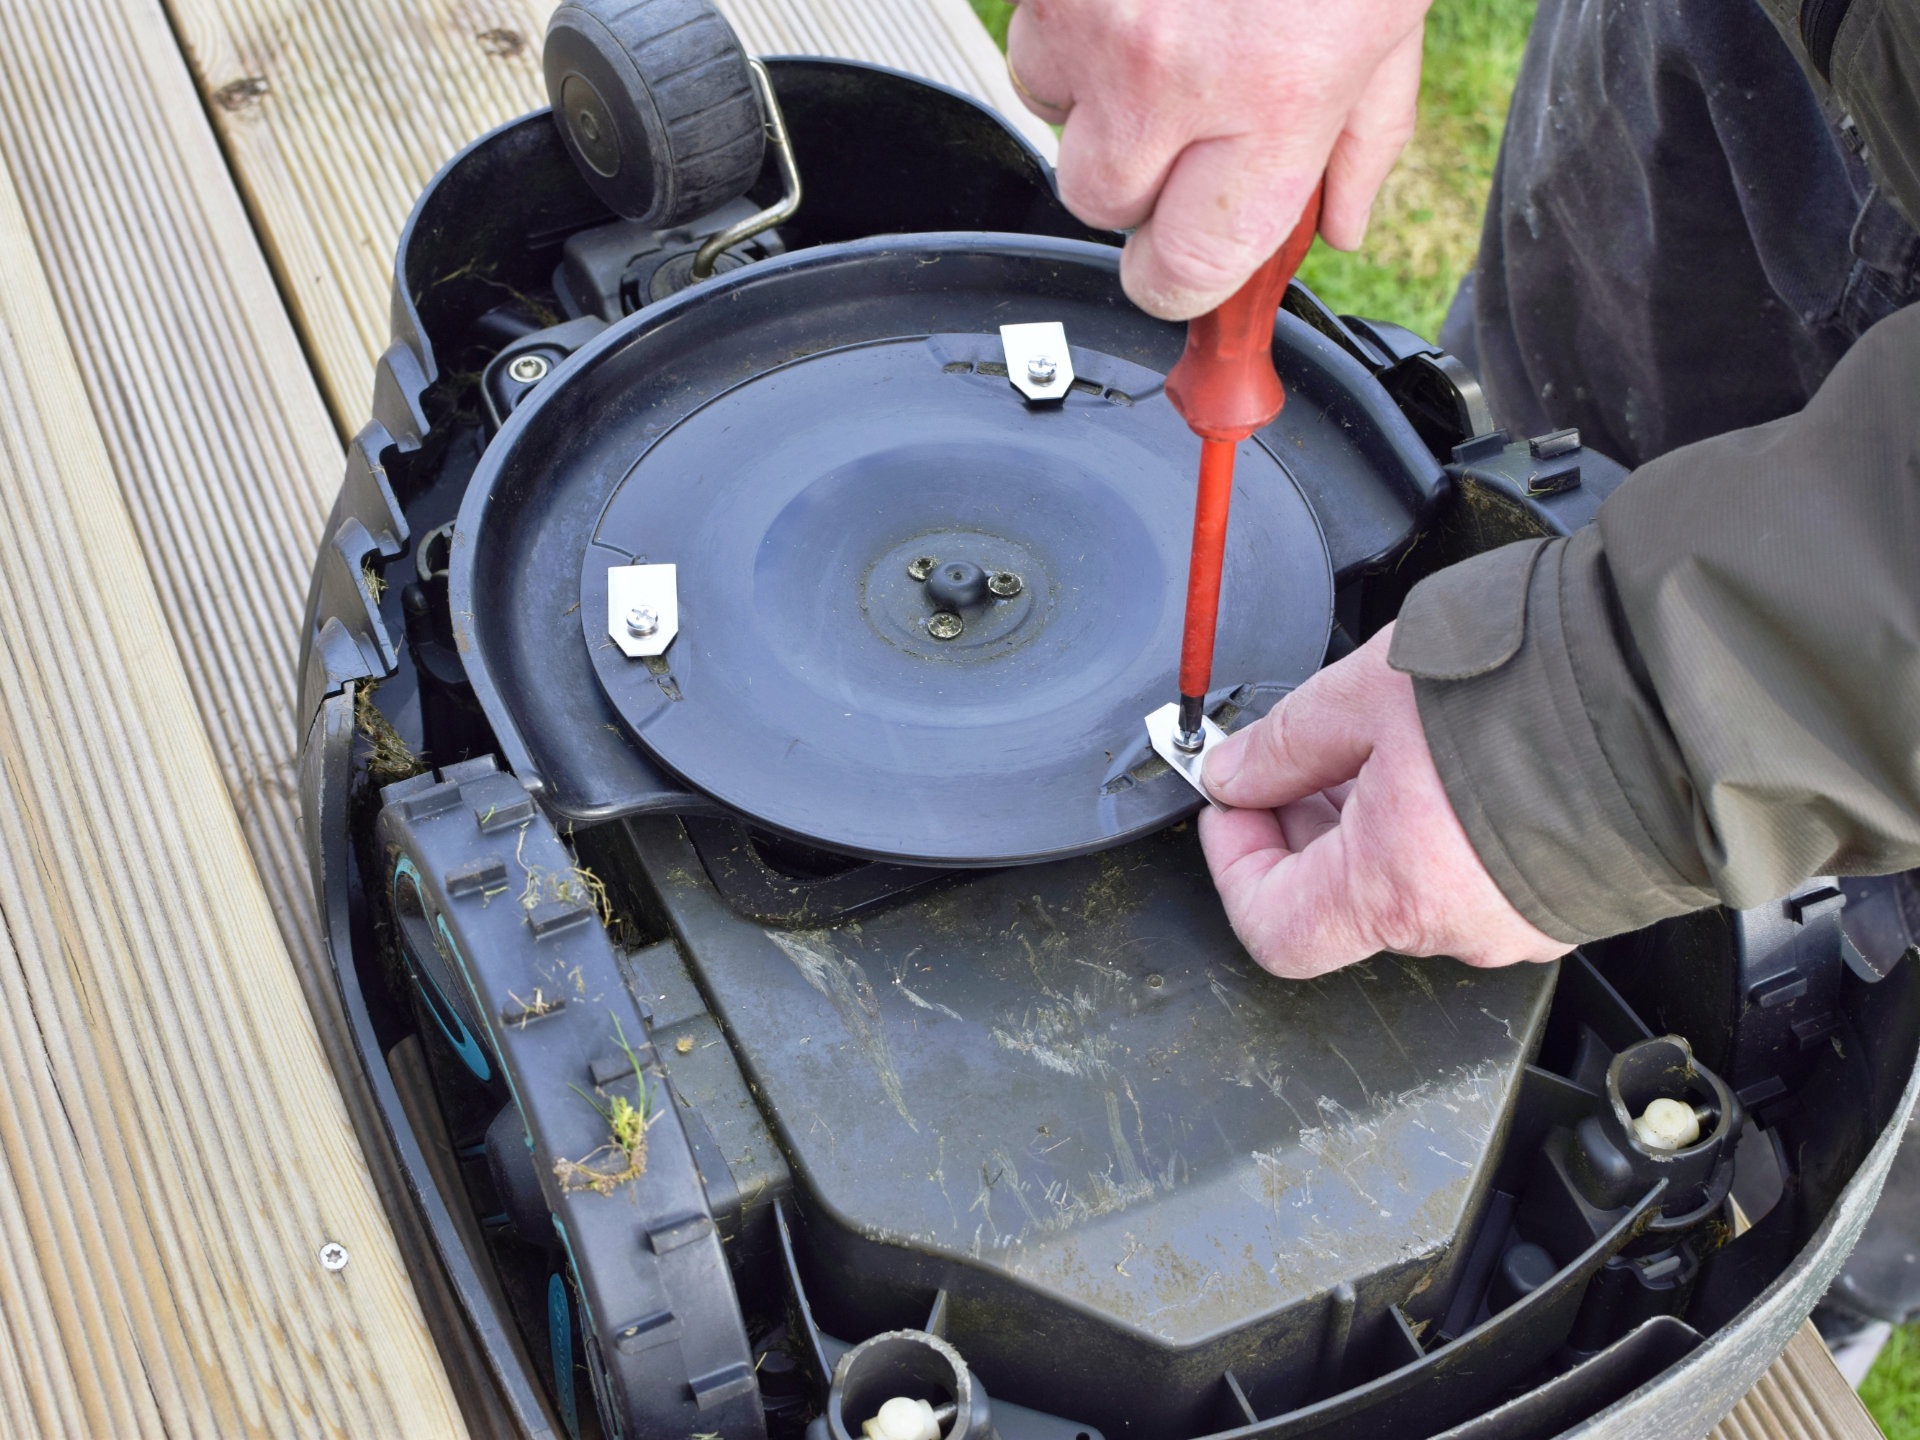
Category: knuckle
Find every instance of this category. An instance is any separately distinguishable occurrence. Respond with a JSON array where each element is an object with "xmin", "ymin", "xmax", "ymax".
[
  {"xmin": 1275, "ymin": 884, "xmax": 1362, "ymax": 977},
  {"xmin": 1365, "ymin": 886, "xmax": 1430, "ymax": 958},
  {"xmin": 1058, "ymin": 157, "xmax": 1145, "ymax": 227},
  {"xmin": 1145, "ymin": 221, "xmax": 1251, "ymax": 296},
  {"xmin": 1114, "ymin": 7, "xmax": 1186, "ymax": 77},
  {"xmin": 1245, "ymin": 922, "xmax": 1327, "ymax": 981},
  {"xmin": 1385, "ymin": 926, "xmax": 1437, "ymax": 962},
  {"xmin": 1224, "ymin": 878, "xmax": 1312, "ymax": 979},
  {"xmin": 1343, "ymin": 812, "xmax": 1433, "ymax": 957},
  {"xmin": 1244, "ymin": 933, "xmax": 1301, "ymax": 979},
  {"xmin": 1057, "ymin": 115, "xmax": 1171, "ymax": 227}
]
